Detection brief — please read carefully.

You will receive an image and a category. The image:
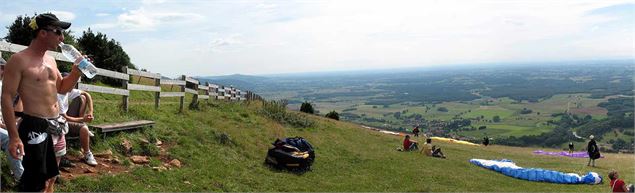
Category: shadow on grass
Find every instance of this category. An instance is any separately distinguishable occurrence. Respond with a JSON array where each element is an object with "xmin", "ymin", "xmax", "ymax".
[{"xmin": 262, "ymin": 161, "xmax": 312, "ymax": 176}]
